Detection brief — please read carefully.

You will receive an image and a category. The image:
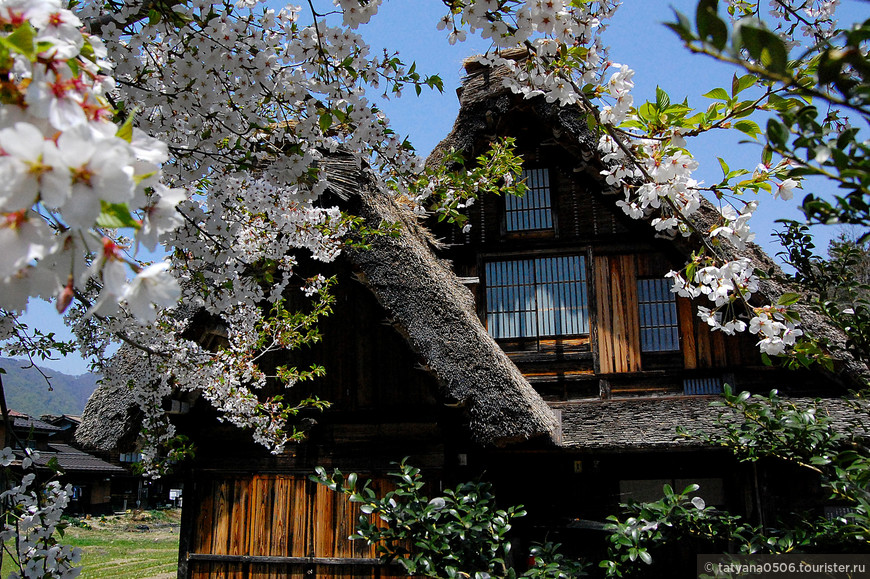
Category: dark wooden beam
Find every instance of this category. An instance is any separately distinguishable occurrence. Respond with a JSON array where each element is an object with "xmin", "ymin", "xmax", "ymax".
[{"xmin": 186, "ymin": 553, "xmax": 397, "ymax": 566}]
